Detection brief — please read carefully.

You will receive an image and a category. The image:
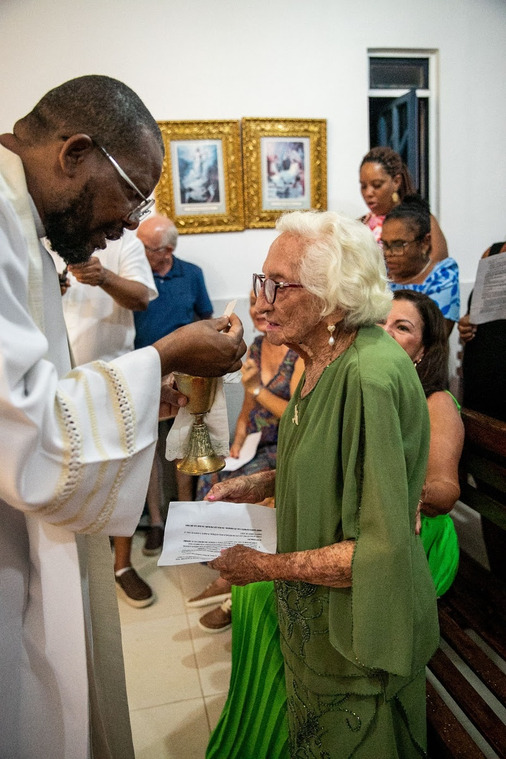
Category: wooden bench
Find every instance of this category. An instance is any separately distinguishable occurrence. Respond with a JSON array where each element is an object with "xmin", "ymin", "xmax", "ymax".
[{"xmin": 426, "ymin": 409, "xmax": 506, "ymax": 759}]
